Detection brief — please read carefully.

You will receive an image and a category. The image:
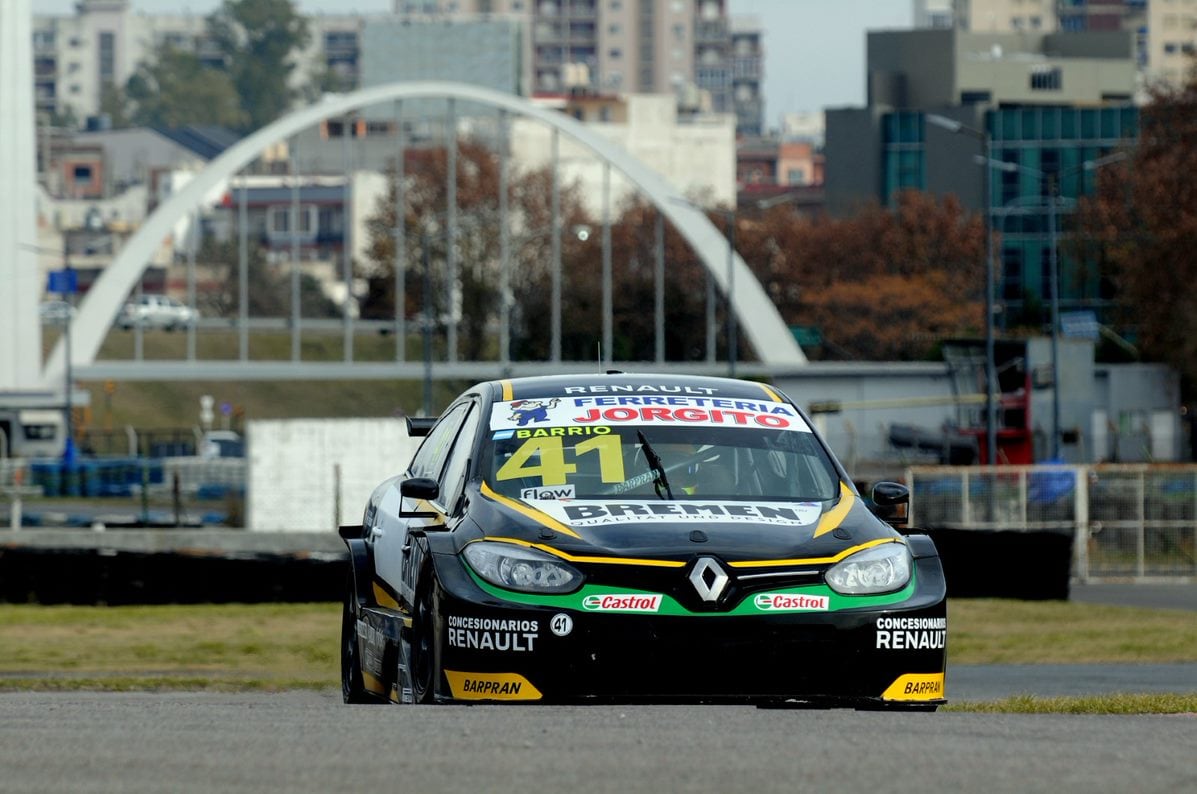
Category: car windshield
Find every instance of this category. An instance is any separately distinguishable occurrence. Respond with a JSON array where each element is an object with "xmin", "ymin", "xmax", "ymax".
[{"xmin": 480, "ymin": 396, "xmax": 840, "ymax": 503}]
